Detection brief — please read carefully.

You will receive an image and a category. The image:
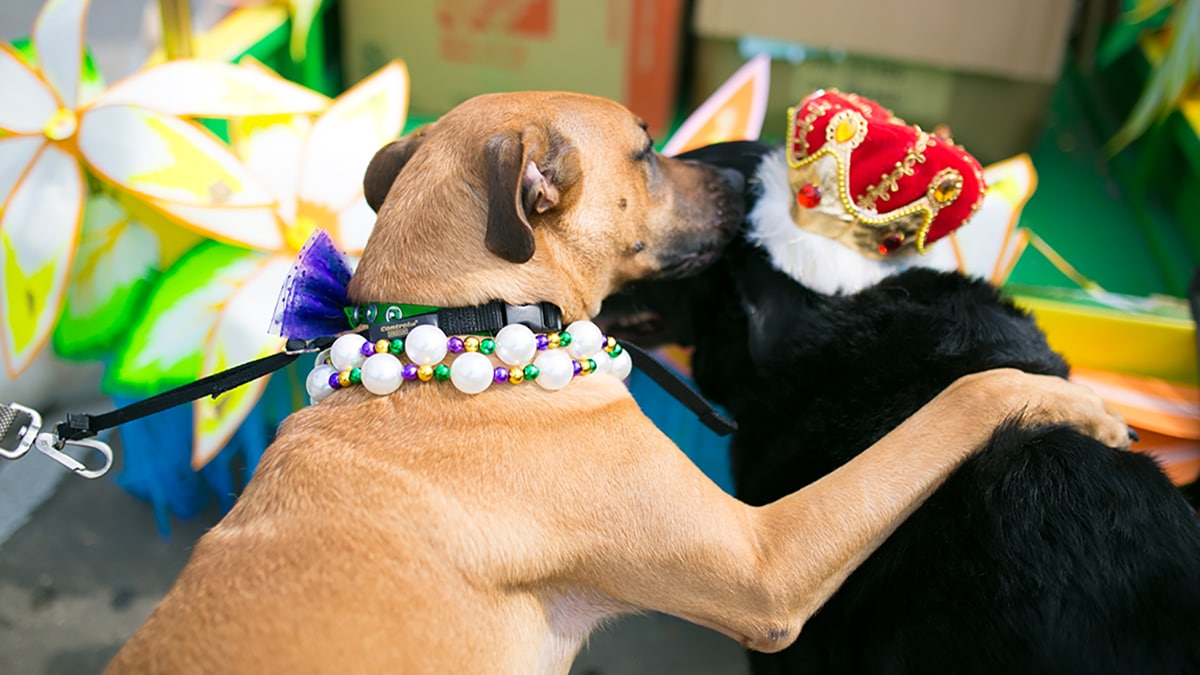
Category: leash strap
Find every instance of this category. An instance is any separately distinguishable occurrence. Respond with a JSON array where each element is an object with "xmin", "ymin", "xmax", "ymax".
[
  {"xmin": 5, "ymin": 327, "xmax": 735, "ymax": 479},
  {"xmin": 50, "ymin": 335, "xmax": 735, "ymax": 443},
  {"xmin": 54, "ymin": 336, "xmax": 335, "ymax": 444},
  {"xmin": 622, "ymin": 341, "xmax": 738, "ymax": 436}
]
